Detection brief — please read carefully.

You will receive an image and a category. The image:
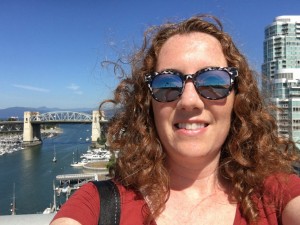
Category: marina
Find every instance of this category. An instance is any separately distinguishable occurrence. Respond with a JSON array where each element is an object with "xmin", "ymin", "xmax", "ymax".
[
  {"xmin": 0, "ymin": 134, "xmax": 24, "ymax": 155},
  {"xmin": 0, "ymin": 123, "xmax": 109, "ymax": 215},
  {"xmin": 0, "ymin": 127, "xmax": 63, "ymax": 156}
]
